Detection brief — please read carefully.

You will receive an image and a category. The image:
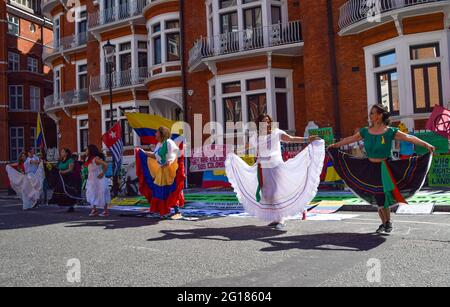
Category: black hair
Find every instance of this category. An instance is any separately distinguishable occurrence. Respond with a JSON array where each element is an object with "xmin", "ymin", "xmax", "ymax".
[{"xmin": 87, "ymin": 144, "xmax": 105, "ymax": 161}]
